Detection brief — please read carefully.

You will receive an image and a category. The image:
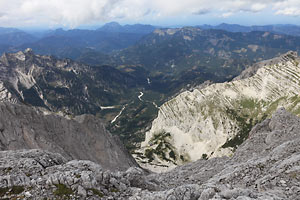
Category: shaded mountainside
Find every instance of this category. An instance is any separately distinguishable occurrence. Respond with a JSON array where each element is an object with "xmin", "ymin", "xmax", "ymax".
[
  {"xmin": 0, "ymin": 32, "xmax": 36, "ymax": 47},
  {"xmin": 0, "ymin": 108, "xmax": 299, "ymax": 199},
  {"xmin": 0, "ymin": 28, "xmax": 38, "ymax": 55},
  {"xmin": 0, "ymin": 102, "xmax": 137, "ymax": 171},
  {"xmin": 138, "ymin": 51, "xmax": 300, "ymax": 172},
  {"xmin": 0, "ymin": 27, "xmax": 37, "ymax": 47},
  {"xmin": 18, "ymin": 31, "xmax": 146, "ymax": 59},
  {"xmin": 0, "ymin": 48, "xmax": 148, "ymax": 115}
]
